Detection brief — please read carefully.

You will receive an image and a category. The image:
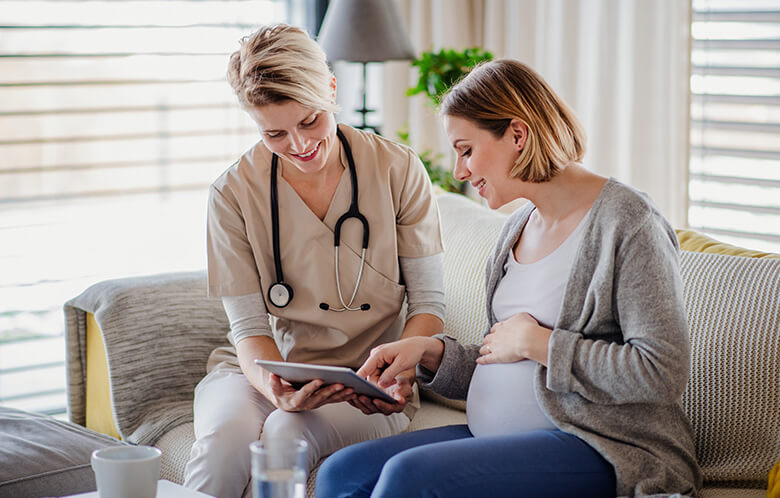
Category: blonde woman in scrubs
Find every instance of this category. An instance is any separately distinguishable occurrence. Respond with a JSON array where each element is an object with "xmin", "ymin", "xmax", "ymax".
[{"xmin": 182, "ymin": 24, "xmax": 445, "ymax": 498}]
